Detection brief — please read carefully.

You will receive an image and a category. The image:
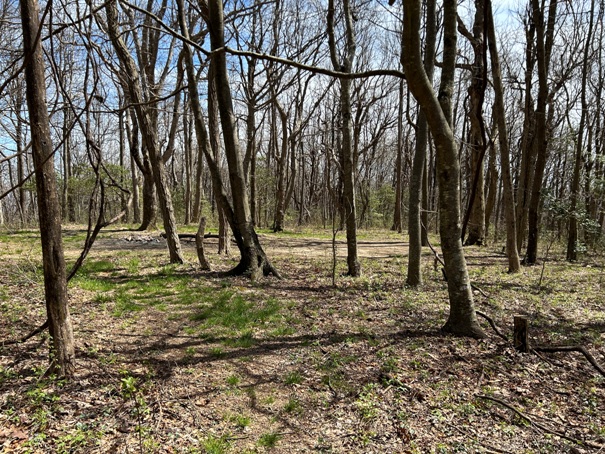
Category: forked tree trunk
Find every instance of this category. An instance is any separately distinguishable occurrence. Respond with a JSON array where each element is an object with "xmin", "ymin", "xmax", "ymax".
[
  {"xmin": 205, "ymin": 0, "xmax": 279, "ymax": 277},
  {"xmin": 20, "ymin": 0, "xmax": 76, "ymax": 376},
  {"xmin": 403, "ymin": 0, "xmax": 485, "ymax": 338},
  {"xmin": 526, "ymin": 0, "xmax": 557, "ymax": 265},
  {"xmin": 105, "ymin": 0, "xmax": 183, "ymax": 263}
]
